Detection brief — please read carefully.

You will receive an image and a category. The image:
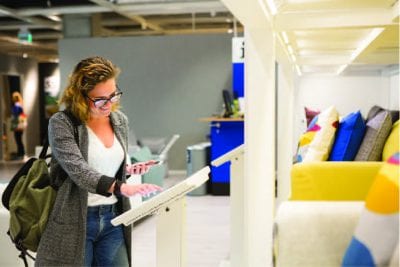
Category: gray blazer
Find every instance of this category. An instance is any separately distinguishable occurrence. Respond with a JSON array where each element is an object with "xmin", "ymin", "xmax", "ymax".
[{"xmin": 35, "ymin": 110, "xmax": 132, "ymax": 266}]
